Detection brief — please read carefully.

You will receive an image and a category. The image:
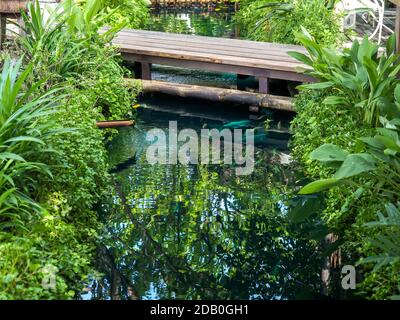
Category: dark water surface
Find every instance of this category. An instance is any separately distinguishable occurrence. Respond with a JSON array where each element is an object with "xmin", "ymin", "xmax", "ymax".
[{"xmin": 84, "ymin": 6, "xmax": 323, "ymax": 300}]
